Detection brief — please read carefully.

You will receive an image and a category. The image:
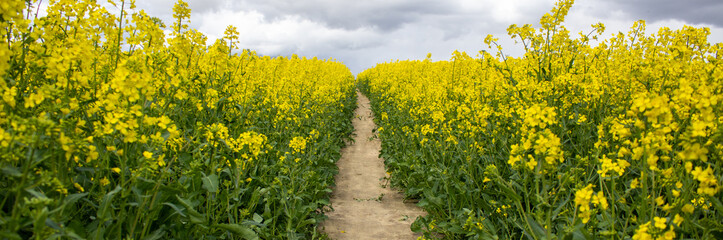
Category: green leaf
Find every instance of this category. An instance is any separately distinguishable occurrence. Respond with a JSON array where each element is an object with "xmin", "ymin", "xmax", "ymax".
[
  {"xmin": 33, "ymin": 207, "xmax": 49, "ymax": 236},
  {"xmin": 316, "ymin": 199, "xmax": 329, "ymax": 205},
  {"xmin": 61, "ymin": 229, "xmax": 85, "ymax": 240},
  {"xmin": 175, "ymin": 195, "xmax": 205, "ymax": 225},
  {"xmin": 710, "ymin": 196, "xmax": 723, "ymax": 212},
  {"xmin": 212, "ymin": 223, "xmax": 258, "ymax": 240},
  {"xmin": 252, "ymin": 213, "xmax": 263, "ymax": 223},
  {"xmin": 97, "ymin": 186, "xmax": 122, "ymax": 222},
  {"xmin": 26, "ymin": 188, "xmax": 48, "ymax": 199},
  {"xmin": 494, "ymin": 179, "xmax": 521, "ymax": 202},
  {"xmin": 410, "ymin": 218, "xmax": 424, "ymax": 232},
  {"xmin": 1, "ymin": 166, "xmax": 21, "ymax": 177},
  {"xmin": 525, "ymin": 214, "xmax": 547, "ymax": 238},
  {"xmin": 296, "ymin": 218, "xmax": 315, "ymax": 229},
  {"xmin": 481, "ymin": 218, "xmax": 497, "ymax": 237},
  {"xmin": 45, "ymin": 218, "xmax": 61, "ymax": 230},
  {"xmin": 142, "ymin": 227, "xmax": 166, "ymax": 240},
  {"xmin": 563, "ymin": 223, "xmax": 592, "ymax": 240},
  {"xmin": 0, "ymin": 231, "xmax": 22, "ymax": 240},
  {"xmin": 551, "ymin": 195, "xmax": 570, "ymax": 221},
  {"xmin": 202, "ymin": 173, "xmax": 219, "ymax": 193},
  {"xmin": 63, "ymin": 193, "xmax": 89, "ymax": 206},
  {"xmin": 92, "ymin": 186, "xmax": 122, "ymax": 239},
  {"xmin": 162, "ymin": 202, "xmax": 187, "ymax": 217},
  {"xmin": 422, "ymin": 190, "xmax": 444, "ymax": 207}
]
